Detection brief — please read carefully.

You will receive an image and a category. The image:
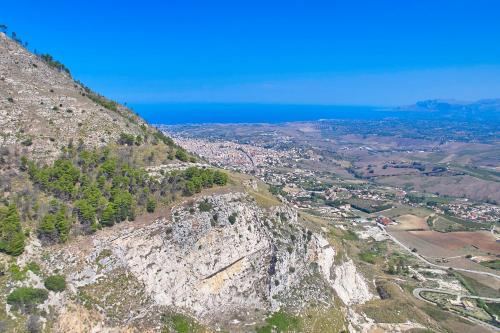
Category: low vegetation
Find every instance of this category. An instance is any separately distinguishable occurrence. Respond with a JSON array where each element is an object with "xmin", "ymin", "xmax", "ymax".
[
  {"xmin": 198, "ymin": 200, "xmax": 213, "ymax": 212},
  {"xmin": 7, "ymin": 287, "xmax": 48, "ymax": 312},
  {"xmin": 44, "ymin": 275, "xmax": 66, "ymax": 292},
  {"xmin": 84, "ymin": 89, "xmax": 118, "ymax": 111},
  {"xmin": 480, "ymin": 260, "xmax": 500, "ymax": 270},
  {"xmin": 39, "ymin": 53, "xmax": 70, "ymax": 74},
  {"xmin": 256, "ymin": 311, "xmax": 301, "ymax": 333},
  {"xmin": 161, "ymin": 313, "xmax": 205, "ymax": 333}
]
